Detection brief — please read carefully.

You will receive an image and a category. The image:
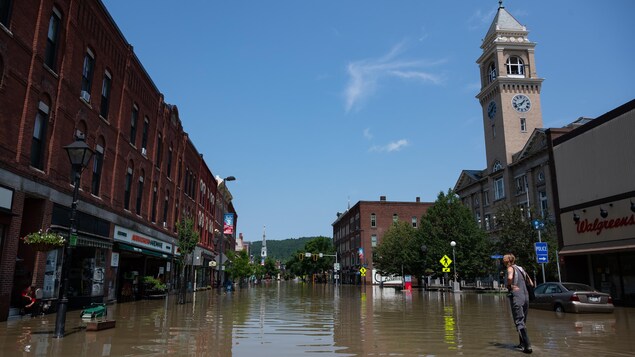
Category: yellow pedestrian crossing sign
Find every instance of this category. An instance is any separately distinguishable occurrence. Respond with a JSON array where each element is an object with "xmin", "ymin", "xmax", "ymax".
[
  {"xmin": 442, "ymin": 267, "xmax": 451, "ymax": 273},
  {"xmin": 440, "ymin": 255, "xmax": 452, "ymax": 268},
  {"xmin": 359, "ymin": 267, "xmax": 367, "ymax": 276}
]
